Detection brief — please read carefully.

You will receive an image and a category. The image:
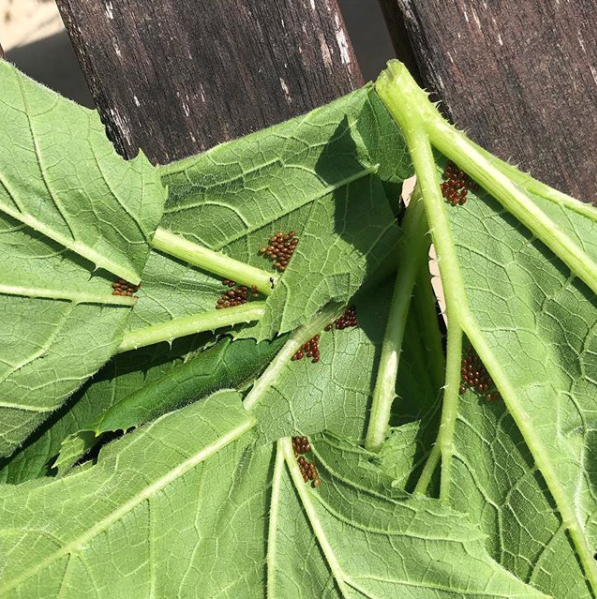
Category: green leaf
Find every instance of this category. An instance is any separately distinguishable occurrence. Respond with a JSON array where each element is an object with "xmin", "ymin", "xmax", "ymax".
[
  {"xmin": 0, "ymin": 333, "xmax": 282, "ymax": 483},
  {"xmin": 270, "ymin": 434, "xmax": 547, "ymax": 598},
  {"xmin": 0, "ymin": 399, "xmax": 545, "ymax": 598},
  {"xmin": 252, "ymin": 281, "xmax": 439, "ymax": 444},
  {"xmin": 0, "ymin": 390, "xmax": 257, "ymax": 597},
  {"xmin": 444, "ymin": 181, "xmax": 597, "ymax": 597},
  {"xmin": 158, "ymin": 86, "xmax": 410, "ymax": 340},
  {"xmin": 0, "ymin": 64, "xmax": 166, "ymax": 458},
  {"xmin": 54, "ymin": 335, "xmax": 285, "ymax": 474},
  {"xmin": 0, "ymin": 337, "xmax": 203, "ymax": 483},
  {"xmin": 96, "ymin": 336, "xmax": 285, "ymax": 434},
  {"xmin": 125, "ymin": 249, "xmax": 223, "ymax": 332},
  {"xmin": 0, "ymin": 62, "xmax": 165, "ymax": 284},
  {"xmin": 376, "ymin": 63, "xmax": 597, "ymax": 595}
]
